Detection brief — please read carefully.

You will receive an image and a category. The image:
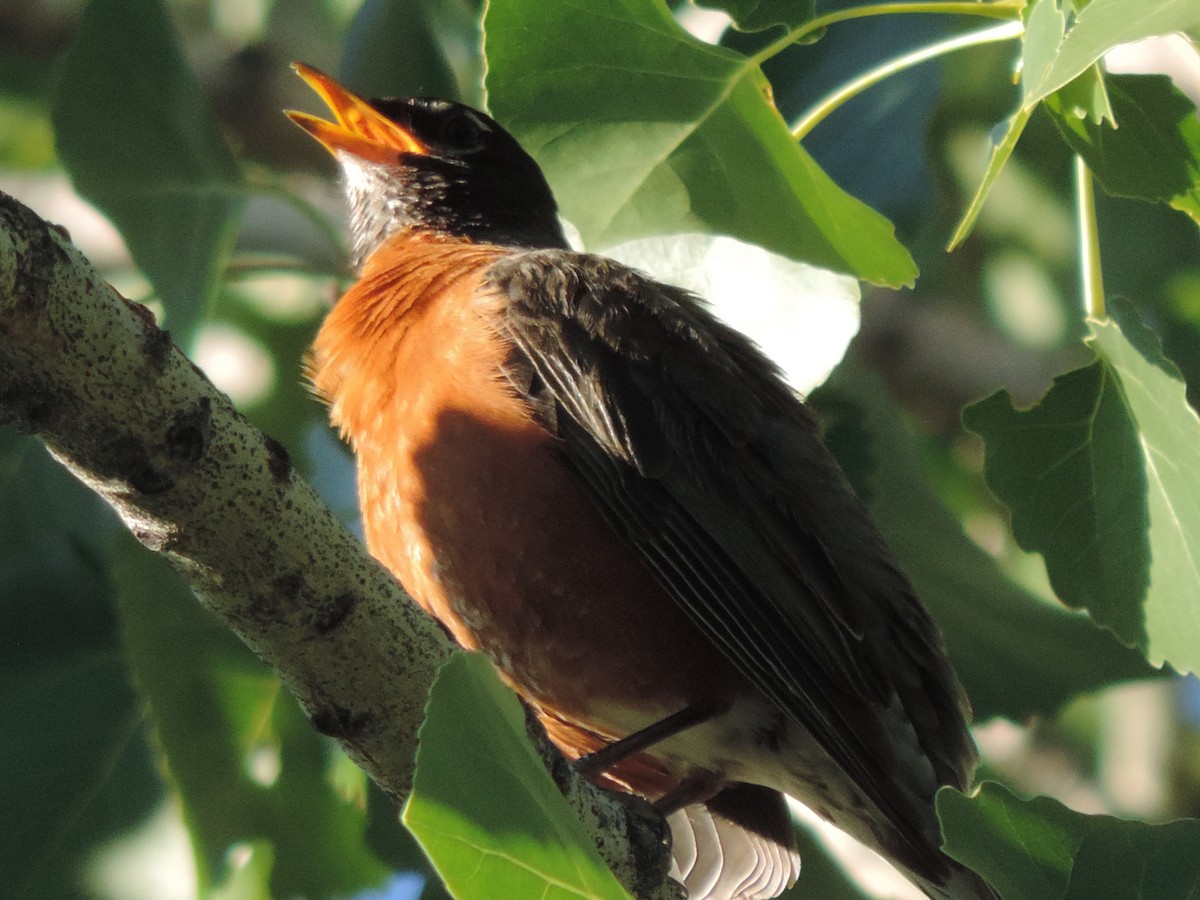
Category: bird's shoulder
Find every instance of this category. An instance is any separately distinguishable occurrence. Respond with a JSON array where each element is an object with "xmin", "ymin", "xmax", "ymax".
[{"xmin": 484, "ymin": 247, "xmax": 801, "ymax": 473}]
